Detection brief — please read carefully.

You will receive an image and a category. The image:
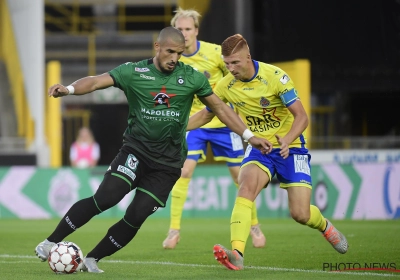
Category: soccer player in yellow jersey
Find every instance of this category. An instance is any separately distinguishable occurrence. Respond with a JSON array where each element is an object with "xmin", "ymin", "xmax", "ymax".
[
  {"xmin": 188, "ymin": 34, "xmax": 349, "ymax": 270},
  {"xmin": 162, "ymin": 8, "xmax": 266, "ymax": 249}
]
